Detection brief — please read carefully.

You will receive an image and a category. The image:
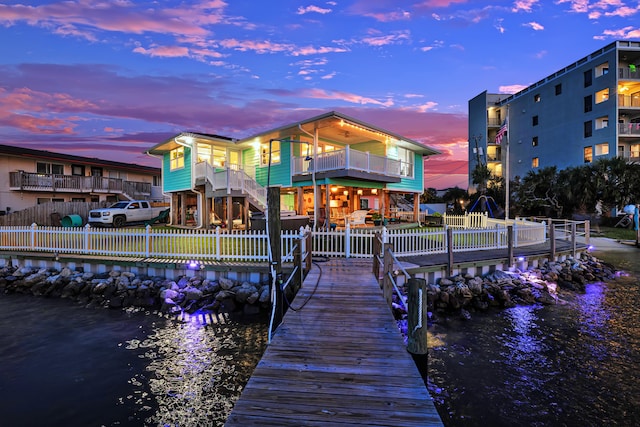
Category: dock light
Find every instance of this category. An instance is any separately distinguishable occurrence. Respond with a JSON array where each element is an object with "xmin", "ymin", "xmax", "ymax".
[
  {"xmin": 187, "ymin": 261, "xmax": 203, "ymax": 270},
  {"xmin": 587, "ymin": 245, "xmax": 595, "ymax": 252},
  {"xmin": 517, "ymin": 256, "xmax": 525, "ymax": 262}
]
